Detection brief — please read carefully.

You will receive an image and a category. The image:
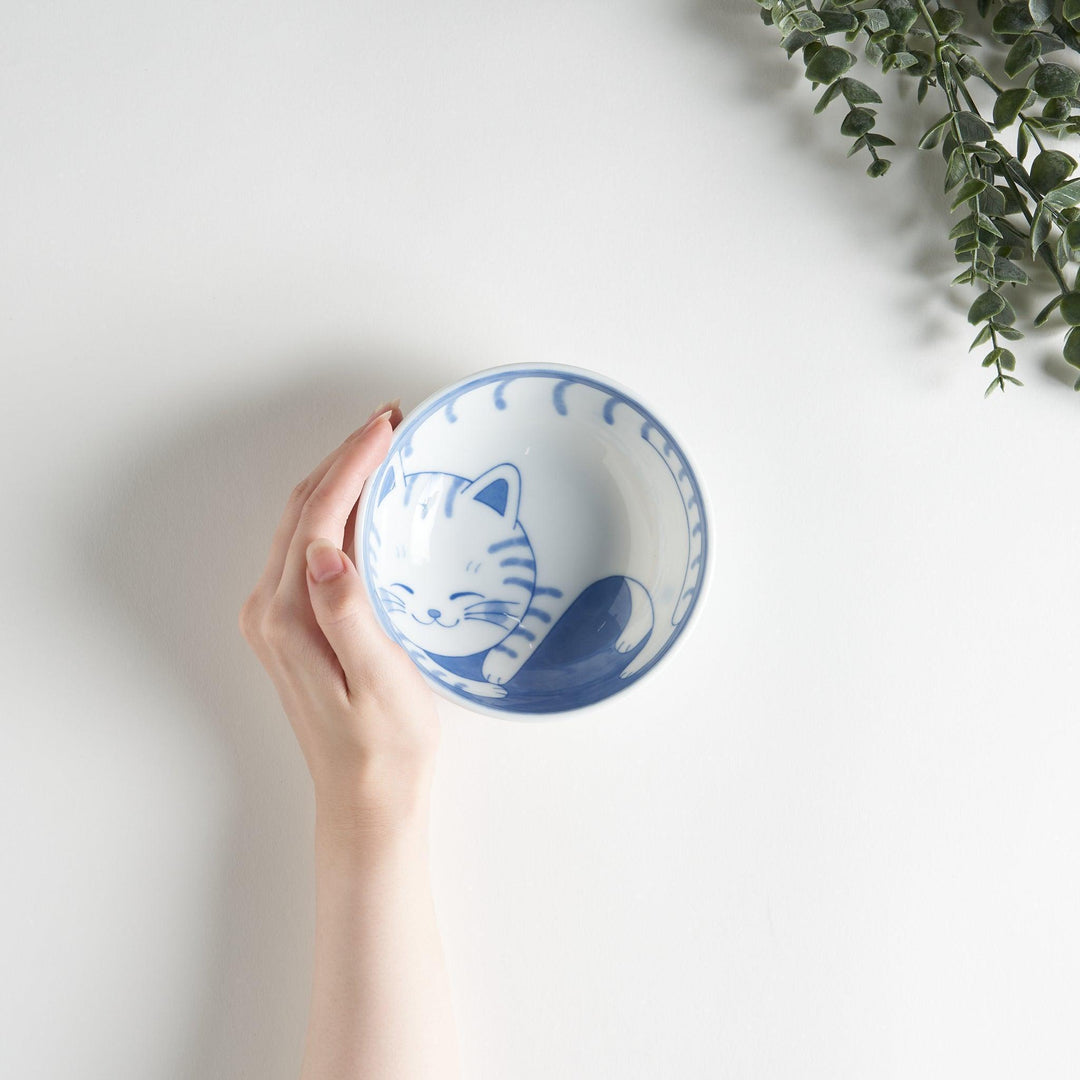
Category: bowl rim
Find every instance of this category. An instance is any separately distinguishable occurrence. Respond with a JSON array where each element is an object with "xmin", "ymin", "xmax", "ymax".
[{"xmin": 356, "ymin": 361, "xmax": 714, "ymax": 722}]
